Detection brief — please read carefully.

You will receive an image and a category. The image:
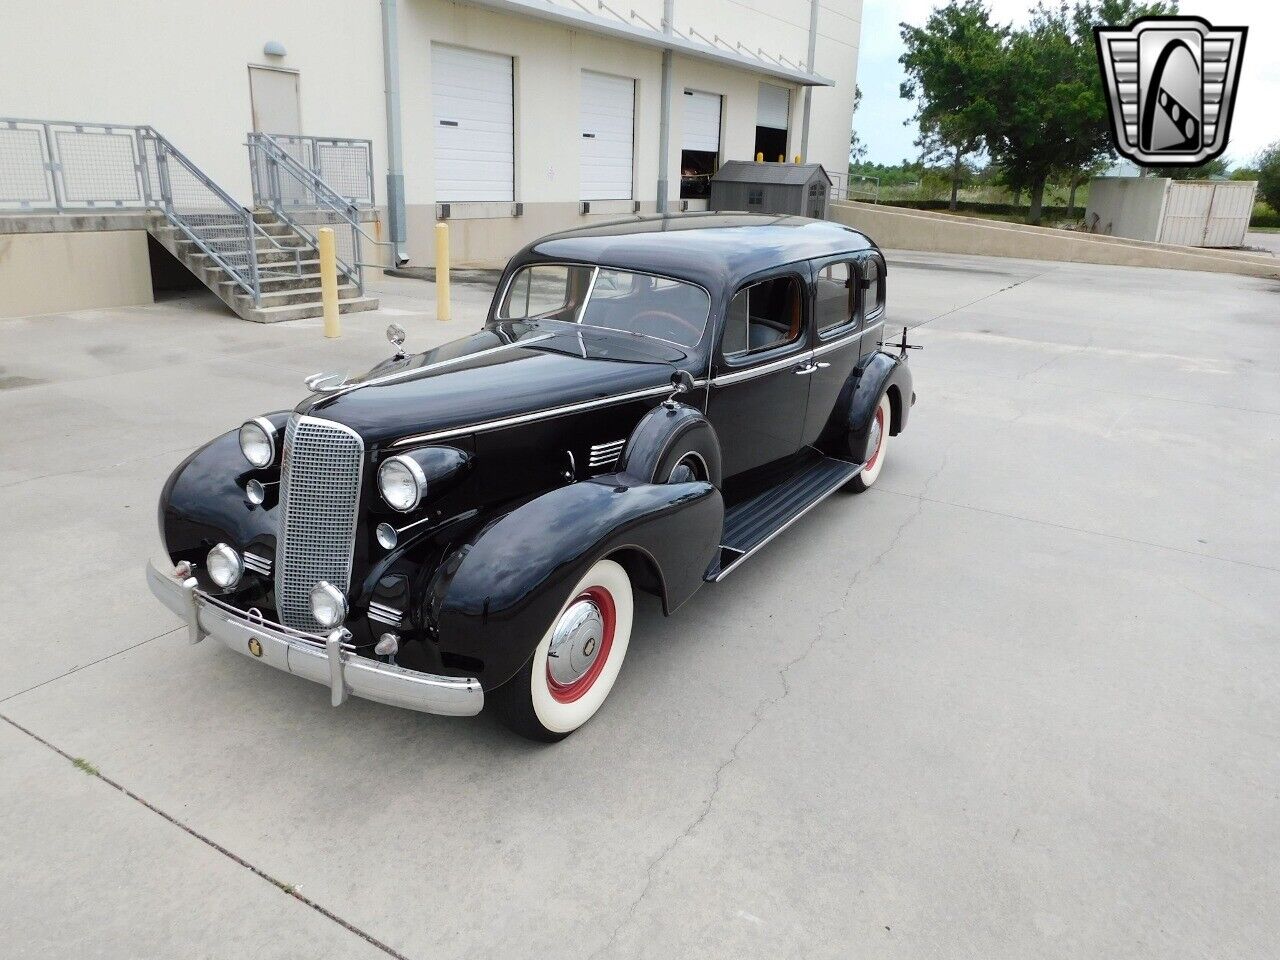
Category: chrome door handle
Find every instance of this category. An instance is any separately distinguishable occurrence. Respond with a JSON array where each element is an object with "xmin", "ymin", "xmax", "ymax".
[
  {"xmin": 793, "ymin": 363, "xmax": 817, "ymax": 375},
  {"xmin": 815, "ymin": 361, "xmax": 830, "ymax": 368}
]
